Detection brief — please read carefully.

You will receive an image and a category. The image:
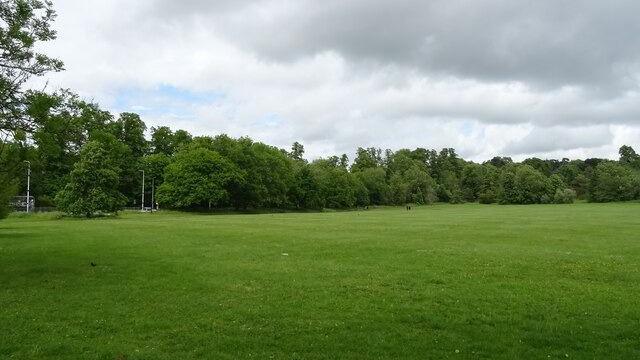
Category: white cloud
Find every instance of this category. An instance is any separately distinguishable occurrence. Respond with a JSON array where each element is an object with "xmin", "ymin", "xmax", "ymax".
[{"xmin": 29, "ymin": 0, "xmax": 640, "ymax": 161}]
